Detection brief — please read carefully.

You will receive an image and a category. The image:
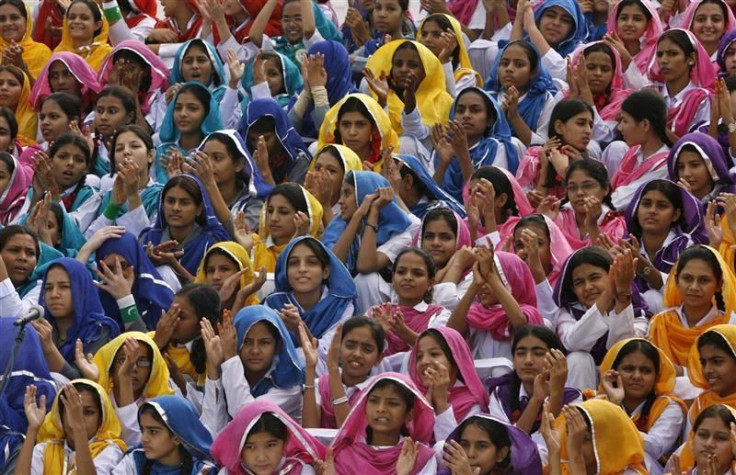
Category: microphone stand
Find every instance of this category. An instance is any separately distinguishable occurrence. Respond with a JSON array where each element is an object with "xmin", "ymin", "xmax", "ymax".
[{"xmin": 0, "ymin": 318, "xmax": 30, "ymax": 400}]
